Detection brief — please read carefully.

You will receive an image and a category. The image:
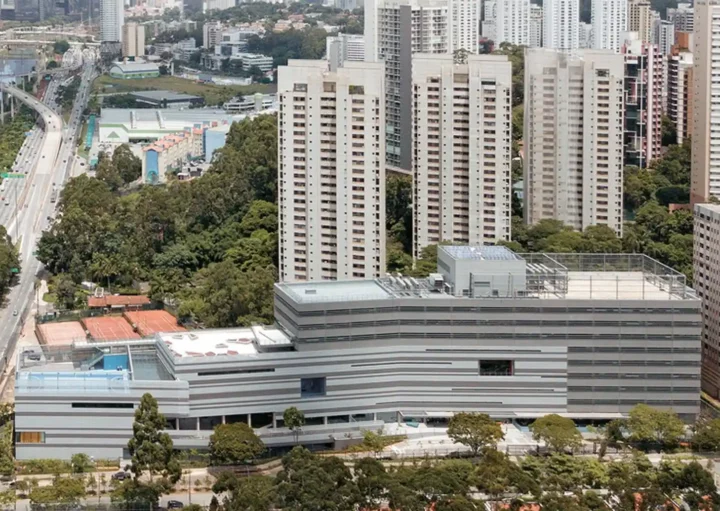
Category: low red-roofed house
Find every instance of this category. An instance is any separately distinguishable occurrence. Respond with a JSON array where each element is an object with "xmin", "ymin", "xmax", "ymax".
[{"xmin": 87, "ymin": 295, "xmax": 151, "ymax": 309}]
